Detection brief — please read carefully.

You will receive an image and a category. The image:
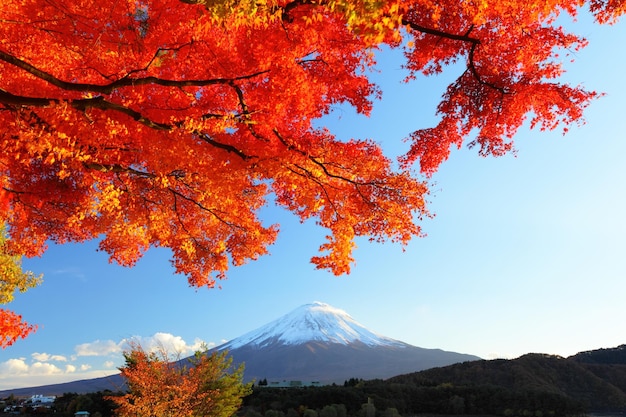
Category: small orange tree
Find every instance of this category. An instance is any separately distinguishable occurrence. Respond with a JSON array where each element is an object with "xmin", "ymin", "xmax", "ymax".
[{"xmin": 110, "ymin": 345, "xmax": 251, "ymax": 417}]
